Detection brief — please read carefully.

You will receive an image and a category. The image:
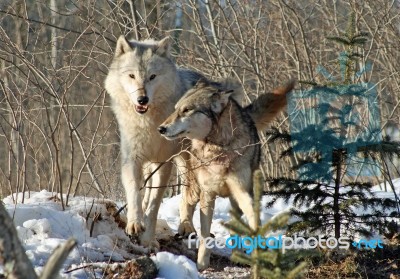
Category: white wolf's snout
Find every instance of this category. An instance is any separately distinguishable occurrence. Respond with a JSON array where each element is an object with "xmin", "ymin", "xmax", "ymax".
[{"xmin": 129, "ymin": 88, "xmax": 150, "ymax": 114}]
